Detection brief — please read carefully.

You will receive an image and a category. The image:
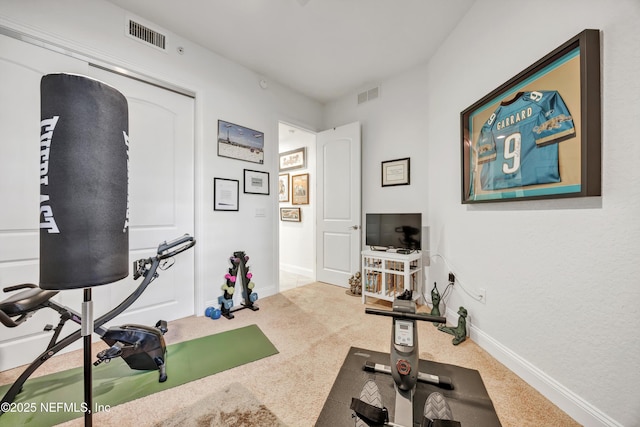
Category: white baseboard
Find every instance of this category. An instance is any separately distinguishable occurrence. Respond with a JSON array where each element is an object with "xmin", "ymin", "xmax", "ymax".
[
  {"xmin": 279, "ymin": 263, "xmax": 313, "ymax": 278},
  {"xmin": 444, "ymin": 307, "xmax": 622, "ymax": 427}
]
